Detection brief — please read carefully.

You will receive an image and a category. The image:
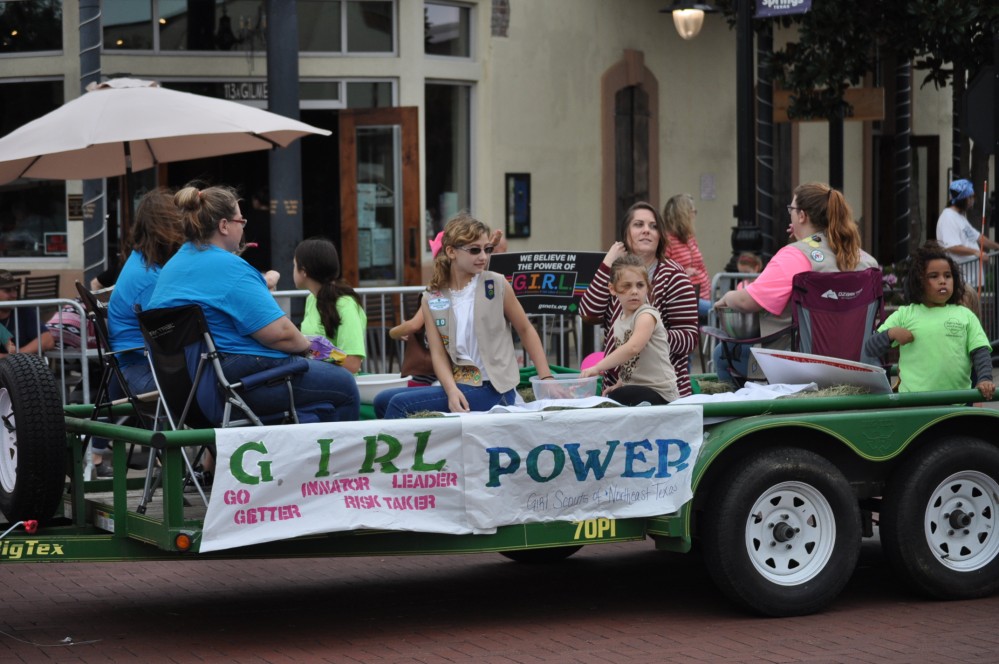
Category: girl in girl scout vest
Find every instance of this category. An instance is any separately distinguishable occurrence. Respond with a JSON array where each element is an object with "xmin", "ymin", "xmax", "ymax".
[
  {"xmin": 711, "ymin": 182, "xmax": 879, "ymax": 383},
  {"xmin": 374, "ymin": 214, "xmax": 552, "ymax": 418}
]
